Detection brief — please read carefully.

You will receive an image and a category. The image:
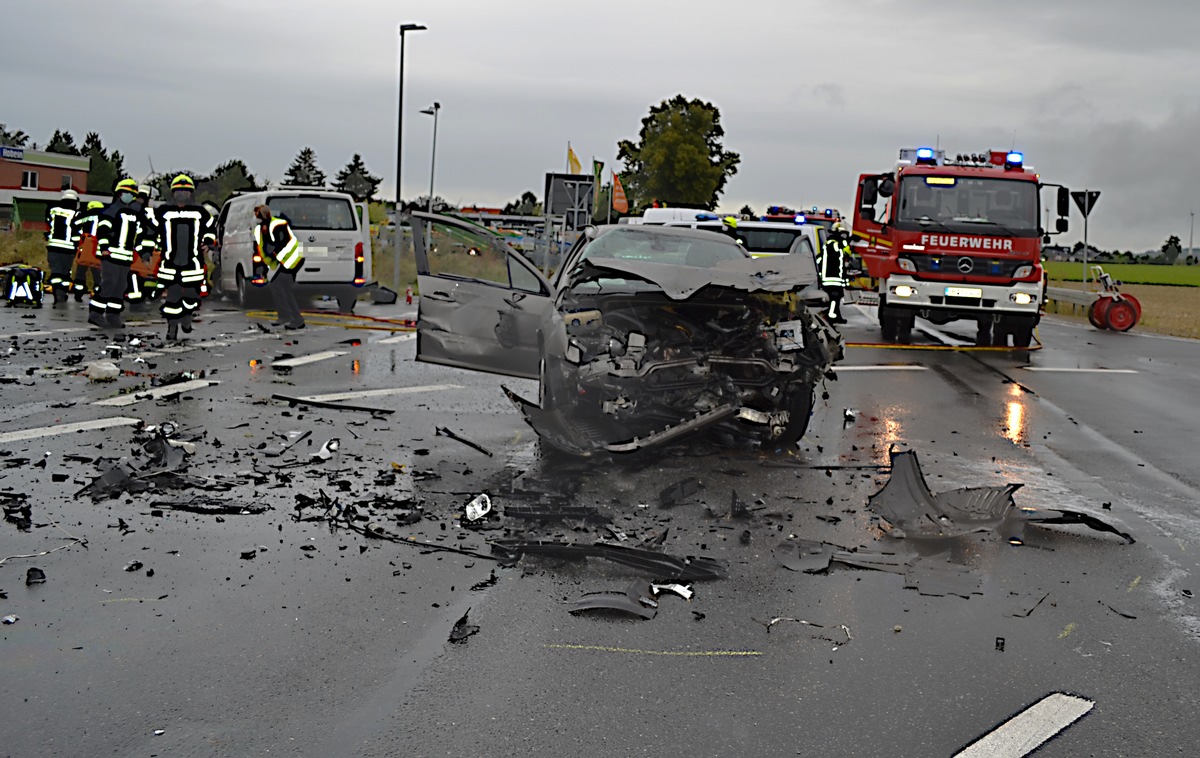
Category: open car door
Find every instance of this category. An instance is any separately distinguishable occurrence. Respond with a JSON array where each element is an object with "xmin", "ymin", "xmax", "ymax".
[{"xmin": 410, "ymin": 211, "xmax": 553, "ymax": 379}]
